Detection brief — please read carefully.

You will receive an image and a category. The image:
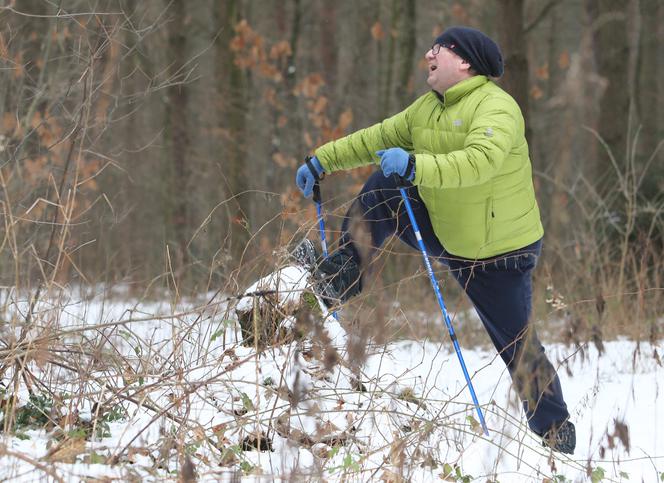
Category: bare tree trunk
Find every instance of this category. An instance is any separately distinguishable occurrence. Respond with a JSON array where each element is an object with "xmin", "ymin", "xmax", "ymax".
[
  {"xmin": 633, "ymin": 0, "xmax": 663, "ymax": 238},
  {"xmin": 496, "ymin": 0, "xmax": 531, "ymax": 143},
  {"xmin": 380, "ymin": 0, "xmax": 398, "ymax": 118},
  {"xmin": 395, "ymin": 0, "xmax": 416, "ymax": 108},
  {"xmin": 165, "ymin": 0, "xmax": 191, "ymax": 277},
  {"xmin": 659, "ymin": 4, "xmax": 664, "ymax": 157},
  {"xmin": 288, "ymin": 0, "xmax": 303, "ymax": 155},
  {"xmin": 586, "ymin": 0, "xmax": 629, "ymax": 168},
  {"xmin": 637, "ymin": 0, "xmax": 660, "ymax": 162},
  {"xmin": 319, "ymin": 2, "xmax": 338, "ymax": 90},
  {"xmin": 217, "ymin": 0, "xmax": 250, "ymax": 266}
]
